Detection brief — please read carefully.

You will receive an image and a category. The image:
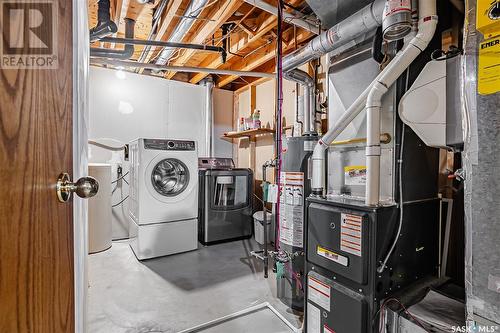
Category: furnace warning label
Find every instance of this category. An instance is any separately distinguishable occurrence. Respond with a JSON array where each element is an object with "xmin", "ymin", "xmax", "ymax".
[
  {"xmin": 340, "ymin": 213, "xmax": 363, "ymax": 257},
  {"xmin": 279, "ymin": 172, "xmax": 304, "ymax": 248},
  {"xmin": 308, "ymin": 276, "xmax": 331, "ymax": 310},
  {"xmin": 344, "ymin": 165, "xmax": 366, "ymax": 186}
]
